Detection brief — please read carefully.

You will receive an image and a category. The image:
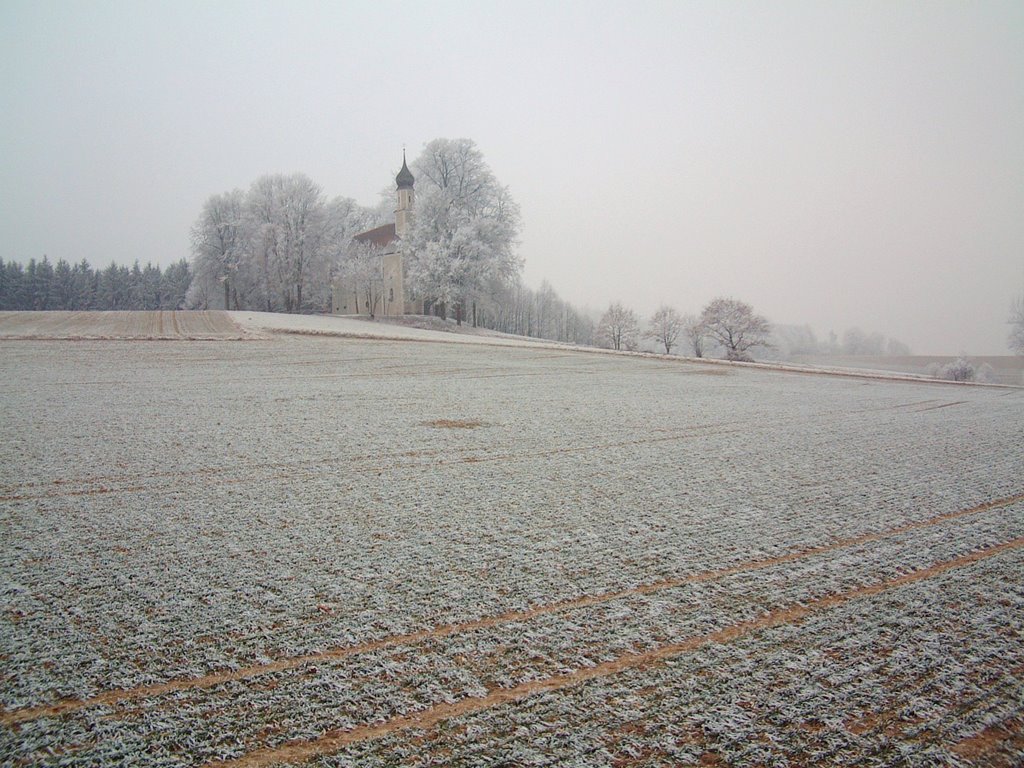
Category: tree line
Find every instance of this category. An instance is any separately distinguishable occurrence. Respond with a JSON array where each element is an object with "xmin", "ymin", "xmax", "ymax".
[
  {"xmin": 593, "ymin": 297, "xmax": 772, "ymax": 361},
  {"xmin": 592, "ymin": 297, "xmax": 920, "ymax": 362},
  {"xmin": 0, "ymin": 256, "xmax": 192, "ymax": 312},
  {"xmin": 473, "ymin": 279, "xmax": 596, "ymax": 345},
  {"xmin": 188, "ymin": 175, "xmax": 375, "ymax": 313},
  {"xmin": 188, "ymin": 139, "xmax": 526, "ymax": 320}
]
